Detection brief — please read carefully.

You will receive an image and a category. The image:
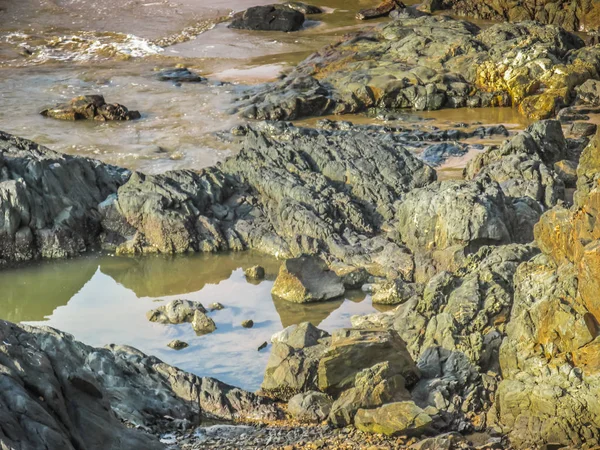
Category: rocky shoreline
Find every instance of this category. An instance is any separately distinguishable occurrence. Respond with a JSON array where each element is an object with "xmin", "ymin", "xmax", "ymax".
[{"xmin": 4, "ymin": 5, "xmax": 600, "ymax": 450}]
